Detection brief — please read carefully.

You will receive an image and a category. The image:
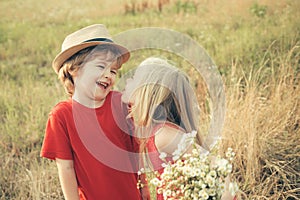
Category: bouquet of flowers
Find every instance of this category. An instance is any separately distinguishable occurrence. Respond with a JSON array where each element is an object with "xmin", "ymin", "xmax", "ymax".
[{"xmin": 149, "ymin": 131, "xmax": 239, "ymax": 200}]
